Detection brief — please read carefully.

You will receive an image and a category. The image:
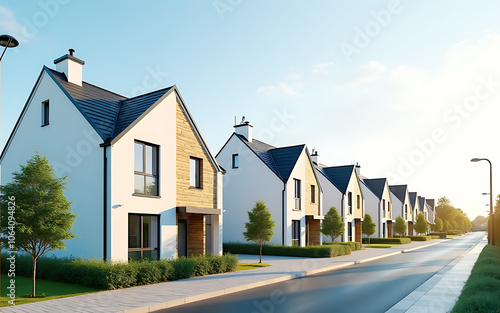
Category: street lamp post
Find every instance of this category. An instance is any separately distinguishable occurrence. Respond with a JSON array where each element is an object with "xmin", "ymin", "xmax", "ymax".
[
  {"xmin": 471, "ymin": 158, "xmax": 494, "ymax": 245},
  {"xmin": 0, "ymin": 34, "xmax": 20, "ymax": 136}
]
